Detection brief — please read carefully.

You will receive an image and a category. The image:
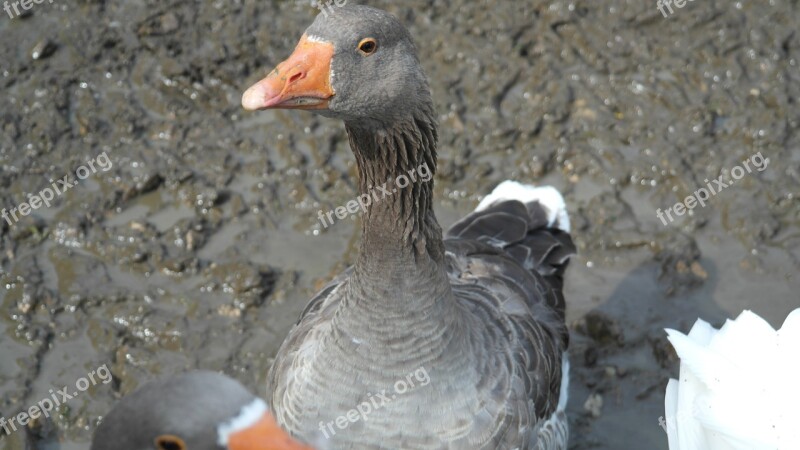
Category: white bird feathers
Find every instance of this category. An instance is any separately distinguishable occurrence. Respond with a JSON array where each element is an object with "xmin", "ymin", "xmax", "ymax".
[
  {"xmin": 664, "ymin": 309, "xmax": 800, "ymax": 450},
  {"xmin": 477, "ymin": 180, "xmax": 571, "ymax": 233}
]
